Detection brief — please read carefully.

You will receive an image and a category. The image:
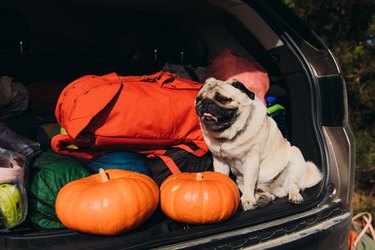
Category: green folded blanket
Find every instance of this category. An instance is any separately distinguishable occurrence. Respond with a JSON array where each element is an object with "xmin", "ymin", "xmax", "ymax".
[{"xmin": 28, "ymin": 151, "xmax": 91, "ymax": 229}]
